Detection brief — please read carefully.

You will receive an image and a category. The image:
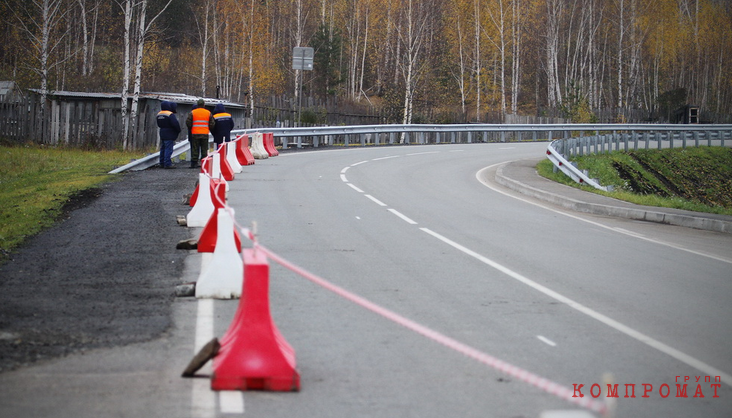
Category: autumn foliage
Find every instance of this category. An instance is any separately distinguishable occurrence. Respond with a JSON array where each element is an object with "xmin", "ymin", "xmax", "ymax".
[{"xmin": 1, "ymin": 0, "xmax": 730, "ymax": 122}]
